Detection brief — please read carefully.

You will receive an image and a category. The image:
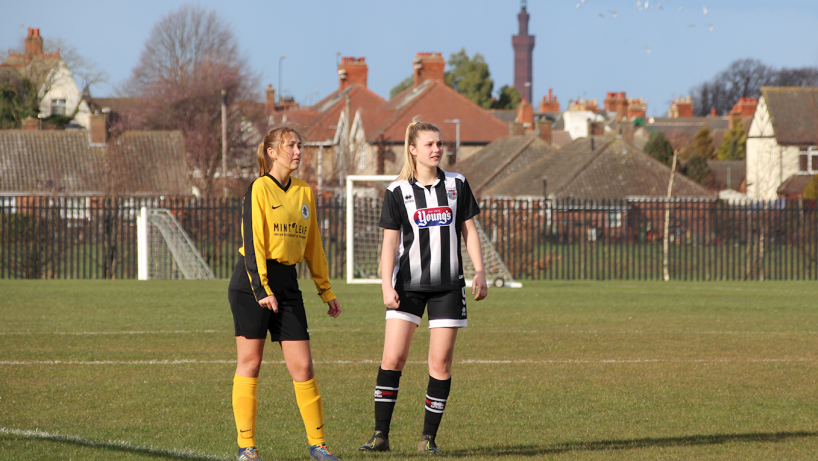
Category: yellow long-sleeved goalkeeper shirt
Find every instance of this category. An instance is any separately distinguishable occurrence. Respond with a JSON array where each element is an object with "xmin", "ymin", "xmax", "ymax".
[{"xmin": 239, "ymin": 174, "xmax": 335, "ymax": 303}]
